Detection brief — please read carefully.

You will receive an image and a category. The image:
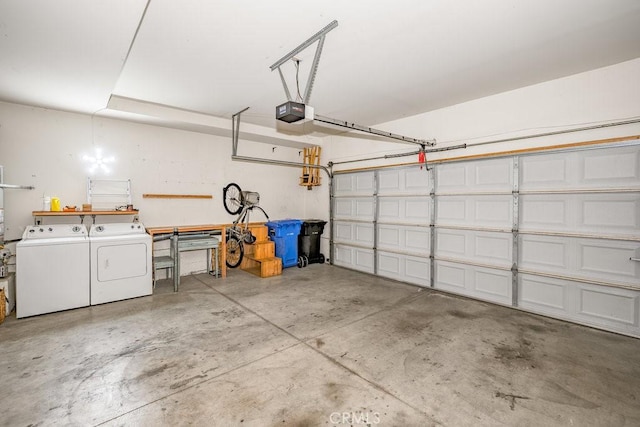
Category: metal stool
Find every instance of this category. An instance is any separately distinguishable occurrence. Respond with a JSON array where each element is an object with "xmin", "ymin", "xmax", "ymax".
[{"xmin": 153, "ymin": 255, "xmax": 175, "ymax": 288}]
